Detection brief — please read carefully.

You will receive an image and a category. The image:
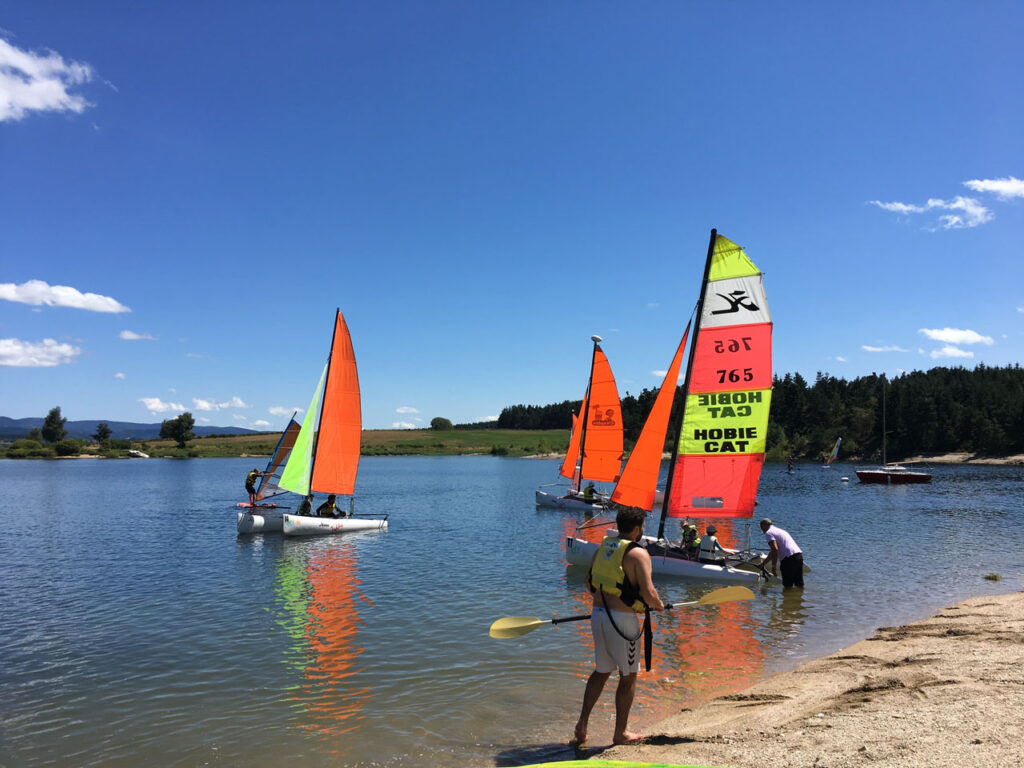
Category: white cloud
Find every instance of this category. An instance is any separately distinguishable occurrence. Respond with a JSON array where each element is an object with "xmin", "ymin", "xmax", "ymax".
[
  {"xmin": 918, "ymin": 328, "xmax": 993, "ymax": 345},
  {"xmin": 651, "ymin": 368, "xmax": 685, "ymax": 384},
  {"xmin": 868, "ymin": 196, "xmax": 993, "ymax": 229},
  {"xmin": 120, "ymin": 330, "xmax": 156, "ymax": 341},
  {"xmin": 835, "ymin": 356, "xmax": 847, "ymax": 362},
  {"xmin": 478, "ymin": 414, "xmax": 500, "ymax": 422},
  {"xmin": 0, "ymin": 37, "xmax": 94, "ymax": 122},
  {"xmin": 0, "ymin": 337, "xmax": 81, "ymax": 366},
  {"xmin": 192, "ymin": 396, "xmax": 249, "ymax": 411},
  {"xmin": 862, "ymin": 345, "xmax": 908, "ymax": 353},
  {"xmin": 139, "ymin": 397, "xmax": 185, "ymax": 413},
  {"xmin": 392, "ymin": 421, "xmax": 416, "ymax": 429},
  {"xmin": 930, "ymin": 345, "xmax": 974, "ymax": 359},
  {"xmin": 396, "ymin": 406, "xmax": 419, "ymax": 414},
  {"xmin": 251, "ymin": 419, "xmax": 270, "ymax": 428},
  {"xmin": 199, "ymin": 417, "xmax": 210, "ymax": 423},
  {"xmin": 233, "ymin": 414, "xmax": 247, "ymax": 422},
  {"xmin": 0, "ymin": 279, "xmax": 129, "ymax": 312},
  {"xmin": 114, "ymin": 372, "xmax": 125, "ymax": 379},
  {"xmin": 1018, "ymin": 307, "xmax": 1024, "ymax": 313},
  {"xmin": 963, "ymin": 176, "xmax": 1024, "ymax": 200},
  {"xmin": 268, "ymin": 405, "xmax": 300, "ymax": 417}
]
